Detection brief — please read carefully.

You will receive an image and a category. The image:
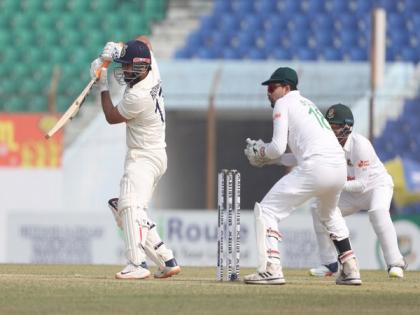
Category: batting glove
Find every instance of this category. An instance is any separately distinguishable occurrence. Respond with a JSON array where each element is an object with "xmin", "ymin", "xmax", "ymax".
[
  {"xmin": 98, "ymin": 68, "xmax": 109, "ymax": 92},
  {"xmin": 101, "ymin": 41, "xmax": 123, "ymax": 61},
  {"xmin": 90, "ymin": 58, "xmax": 102, "ymax": 80}
]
